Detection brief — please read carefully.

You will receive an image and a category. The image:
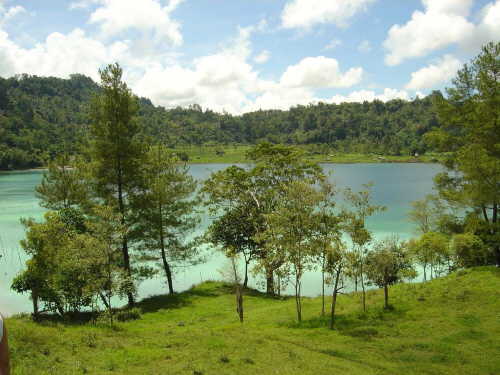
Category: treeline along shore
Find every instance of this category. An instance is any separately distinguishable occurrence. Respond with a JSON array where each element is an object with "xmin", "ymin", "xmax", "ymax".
[{"xmin": 0, "ymin": 64, "xmax": 443, "ymax": 170}]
